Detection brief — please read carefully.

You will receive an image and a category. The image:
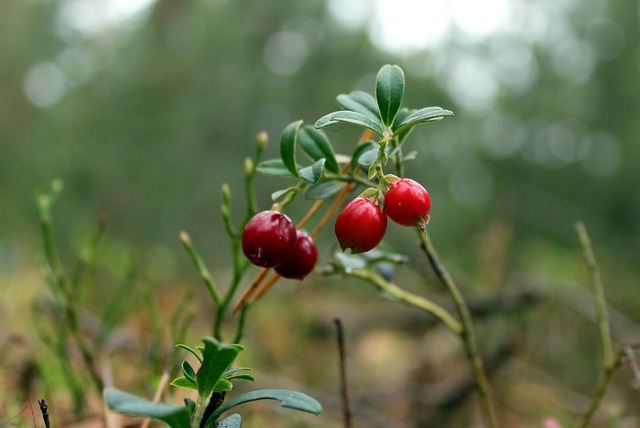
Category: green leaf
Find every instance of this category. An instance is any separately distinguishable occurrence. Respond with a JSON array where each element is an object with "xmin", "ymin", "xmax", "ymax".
[
  {"xmin": 393, "ymin": 106, "xmax": 454, "ymax": 136},
  {"xmin": 208, "ymin": 389, "xmax": 322, "ymax": 422},
  {"xmin": 280, "ymin": 120, "xmax": 303, "ymax": 178},
  {"xmin": 357, "ymin": 147, "xmax": 378, "ymax": 168},
  {"xmin": 184, "ymin": 398, "xmax": 196, "ymax": 414},
  {"xmin": 367, "ymin": 163, "xmax": 377, "ymax": 180},
  {"xmin": 315, "ymin": 111, "xmax": 384, "ymax": 136},
  {"xmin": 391, "ymin": 107, "xmax": 414, "ymax": 144},
  {"xmin": 170, "ymin": 376, "xmax": 198, "ymax": 390},
  {"xmin": 350, "ymin": 141, "xmax": 376, "ymax": 171},
  {"xmin": 222, "ymin": 366, "xmax": 255, "ymax": 383},
  {"xmin": 335, "ymin": 251, "xmax": 366, "ymax": 272},
  {"xmin": 213, "ymin": 378, "xmax": 234, "ymax": 393},
  {"xmin": 376, "ymin": 64, "xmax": 405, "ymax": 127},
  {"xmin": 176, "ymin": 344, "xmax": 203, "ymax": 364},
  {"xmin": 304, "ymin": 180, "xmax": 344, "ymax": 200},
  {"xmin": 223, "ymin": 367, "xmax": 253, "ymax": 378},
  {"xmin": 298, "ymin": 159, "xmax": 325, "ymax": 183},
  {"xmin": 225, "ymin": 373, "xmax": 255, "ymax": 383},
  {"xmin": 271, "ymin": 186, "xmax": 297, "ymax": 201},
  {"xmin": 256, "ymin": 159, "xmax": 296, "ymax": 177},
  {"xmin": 196, "ymin": 337, "xmax": 244, "ymax": 399},
  {"xmin": 104, "ymin": 388, "xmax": 191, "ymax": 428},
  {"xmin": 337, "ymin": 91, "xmax": 383, "ymax": 125},
  {"xmin": 298, "ymin": 126, "xmax": 340, "ymax": 174},
  {"xmin": 182, "ymin": 360, "xmax": 196, "ymax": 382},
  {"xmin": 213, "ymin": 414, "xmax": 242, "ymax": 428}
]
